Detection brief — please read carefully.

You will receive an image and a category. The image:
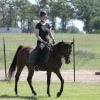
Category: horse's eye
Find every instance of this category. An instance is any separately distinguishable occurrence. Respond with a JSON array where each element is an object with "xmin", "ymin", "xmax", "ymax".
[{"xmin": 70, "ymin": 49, "xmax": 72, "ymax": 53}]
